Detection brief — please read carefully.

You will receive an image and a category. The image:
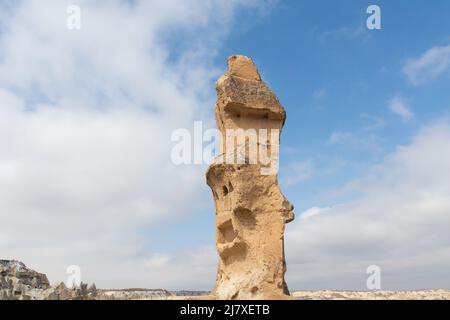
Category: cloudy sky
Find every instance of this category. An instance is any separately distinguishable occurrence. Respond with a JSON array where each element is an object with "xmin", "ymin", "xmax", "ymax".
[{"xmin": 1, "ymin": 0, "xmax": 449, "ymax": 291}]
